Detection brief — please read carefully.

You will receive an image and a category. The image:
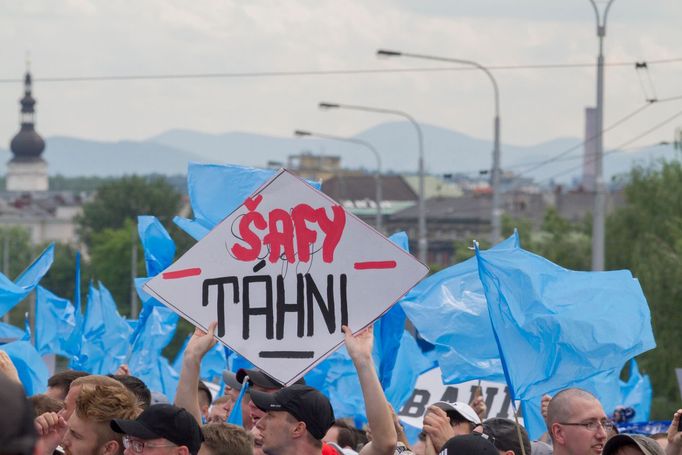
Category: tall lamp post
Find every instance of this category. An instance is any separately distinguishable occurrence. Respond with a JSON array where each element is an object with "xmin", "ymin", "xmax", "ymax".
[
  {"xmin": 294, "ymin": 129, "xmax": 384, "ymax": 232},
  {"xmin": 318, "ymin": 102, "xmax": 427, "ymax": 263},
  {"xmin": 588, "ymin": 0, "xmax": 616, "ymax": 271},
  {"xmin": 377, "ymin": 49, "xmax": 503, "ymax": 244}
]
